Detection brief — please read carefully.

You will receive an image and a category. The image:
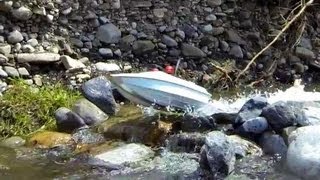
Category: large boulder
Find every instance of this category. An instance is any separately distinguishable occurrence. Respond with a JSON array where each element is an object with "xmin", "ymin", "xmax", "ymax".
[
  {"xmin": 81, "ymin": 76, "xmax": 117, "ymax": 115},
  {"xmin": 286, "ymin": 125, "xmax": 320, "ymax": 179},
  {"xmin": 55, "ymin": 107, "xmax": 87, "ymax": 133},
  {"xmin": 259, "ymin": 132, "xmax": 287, "ymax": 156},
  {"xmin": 72, "ymin": 98, "xmax": 109, "ymax": 125},
  {"xmin": 200, "ymin": 131, "xmax": 235, "ymax": 178},
  {"xmin": 96, "ymin": 23, "xmax": 121, "ymax": 44}
]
